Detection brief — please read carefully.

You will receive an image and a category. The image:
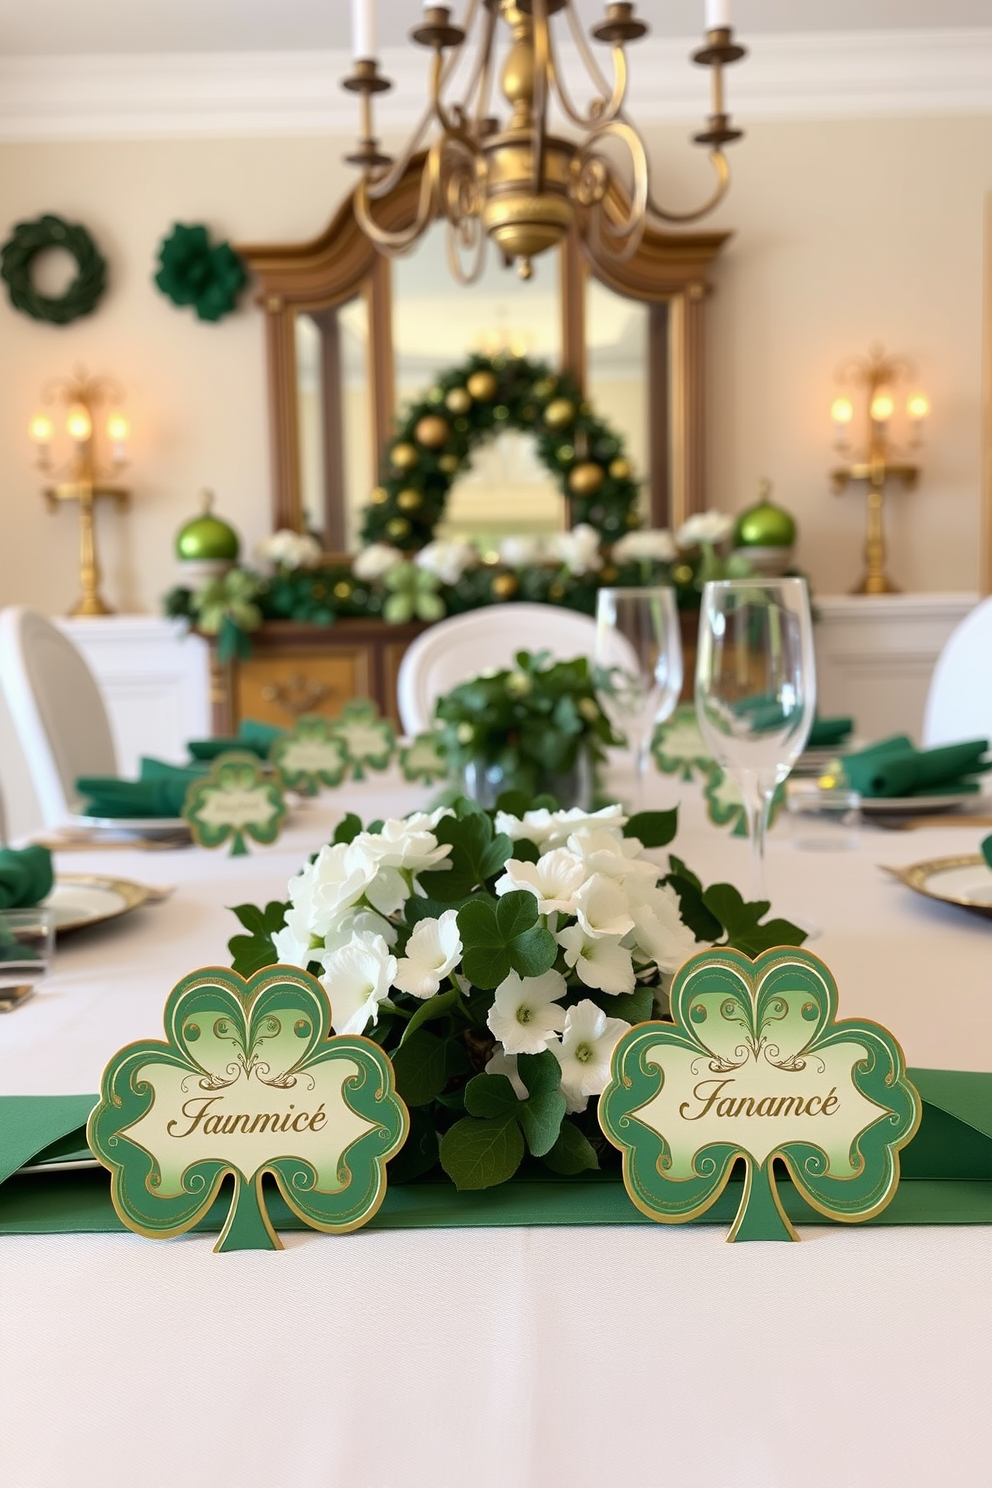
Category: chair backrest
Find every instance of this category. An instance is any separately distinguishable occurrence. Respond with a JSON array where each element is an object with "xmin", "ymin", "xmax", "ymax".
[
  {"xmin": 922, "ymin": 596, "xmax": 992, "ymax": 747},
  {"xmin": 396, "ymin": 603, "xmax": 600, "ymax": 736},
  {"xmin": 0, "ymin": 607, "xmax": 117, "ymax": 827}
]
